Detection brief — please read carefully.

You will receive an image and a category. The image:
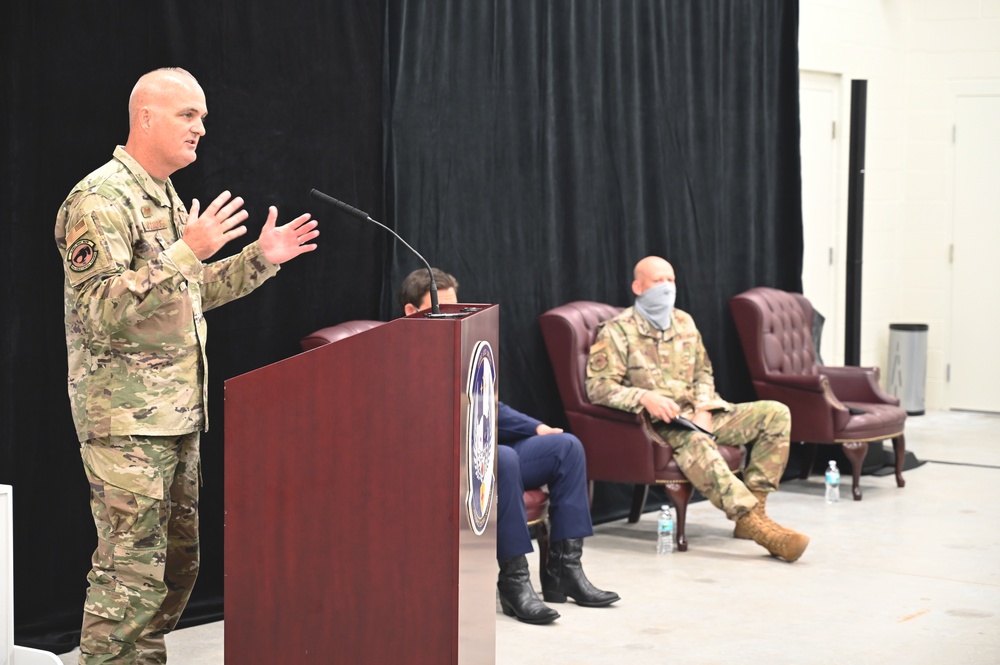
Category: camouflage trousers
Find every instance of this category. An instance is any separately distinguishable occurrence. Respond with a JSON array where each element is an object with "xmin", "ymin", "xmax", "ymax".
[
  {"xmin": 655, "ymin": 400, "xmax": 790, "ymax": 520},
  {"xmin": 79, "ymin": 433, "xmax": 201, "ymax": 665}
]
